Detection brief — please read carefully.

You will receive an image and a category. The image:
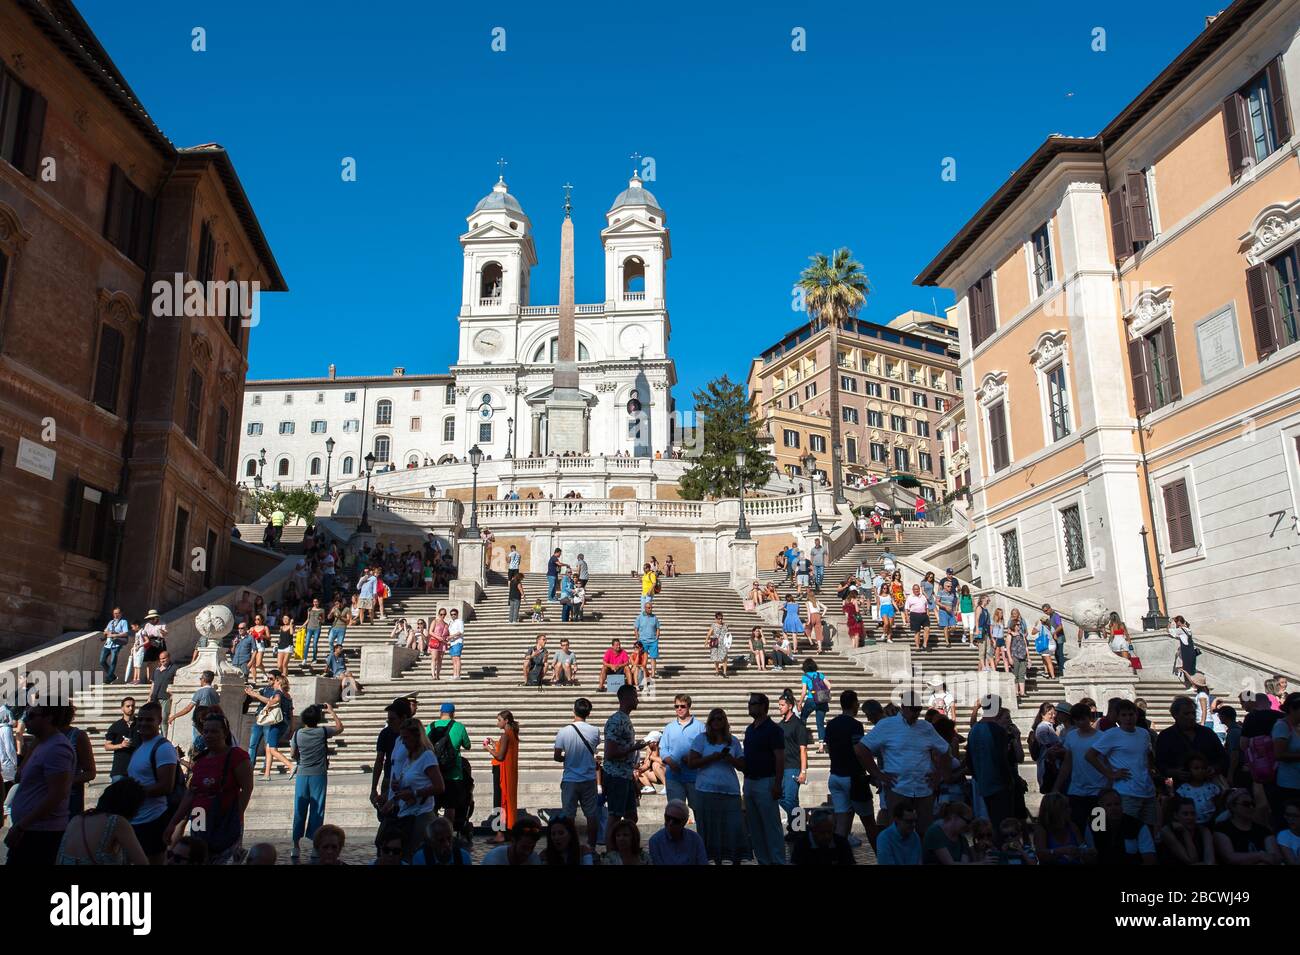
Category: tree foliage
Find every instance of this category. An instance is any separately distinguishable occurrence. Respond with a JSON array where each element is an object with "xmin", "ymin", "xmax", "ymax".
[
  {"xmin": 250, "ymin": 488, "xmax": 320, "ymax": 526},
  {"xmin": 677, "ymin": 375, "xmax": 773, "ymax": 501}
]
